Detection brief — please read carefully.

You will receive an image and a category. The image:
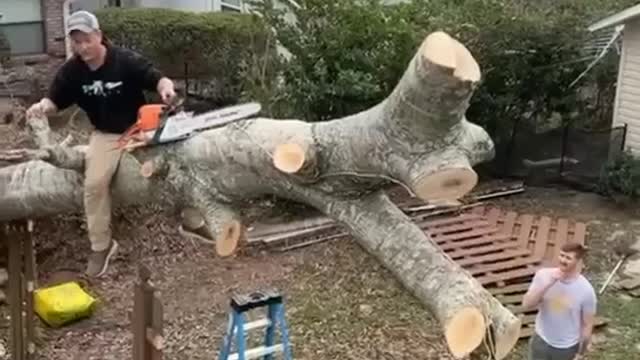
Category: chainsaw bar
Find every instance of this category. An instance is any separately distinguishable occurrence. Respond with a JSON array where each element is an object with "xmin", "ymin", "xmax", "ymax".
[{"xmin": 156, "ymin": 102, "xmax": 262, "ymax": 143}]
